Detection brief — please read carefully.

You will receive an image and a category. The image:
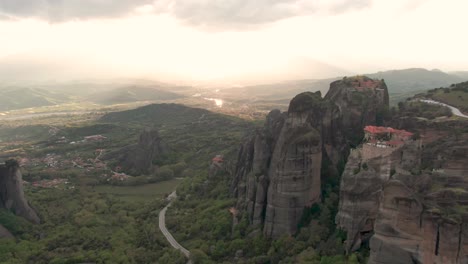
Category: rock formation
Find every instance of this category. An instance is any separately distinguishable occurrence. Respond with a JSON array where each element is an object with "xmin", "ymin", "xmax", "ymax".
[
  {"xmin": 104, "ymin": 128, "xmax": 168, "ymax": 176},
  {"xmin": 336, "ymin": 132, "xmax": 421, "ymax": 253},
  {"xmin": 336, "ymin": 120, "xmax": 468, "ymax": 264},
  {"xmin": 0, "ymin": 159, "xmax": 40, "ymax": 224},
  {"xmin": 325, "ymin": 76, "xmax": 389, "ymax": 146},
  {"xmin": 232, "ymin": 76, "xmax": 389, "ymax": 238}
]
